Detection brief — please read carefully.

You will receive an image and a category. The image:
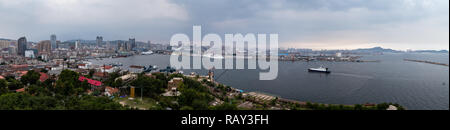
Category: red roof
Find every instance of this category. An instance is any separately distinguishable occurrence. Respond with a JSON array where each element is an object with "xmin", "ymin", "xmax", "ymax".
[
  {"xmin": 103, "ymin": 65, "xmax": 113, "ymax": 69},
  {"xmin": 11, "ymin": 64, "xmax": 29, "ymax": 69},
  {"xmin": 79, "ymin": 76, "xmax": 102, "ymax": 86},
  {"xmin": 39, "ymin": 72, "xmax": 49, "ymax": 82},
  {"xmin": 18, "ymin": 71, "xmax": 28, "ymax": 77},
  {"xmin": 16, "ymin": 88, "xmax": 25, "ymax": 92}
]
